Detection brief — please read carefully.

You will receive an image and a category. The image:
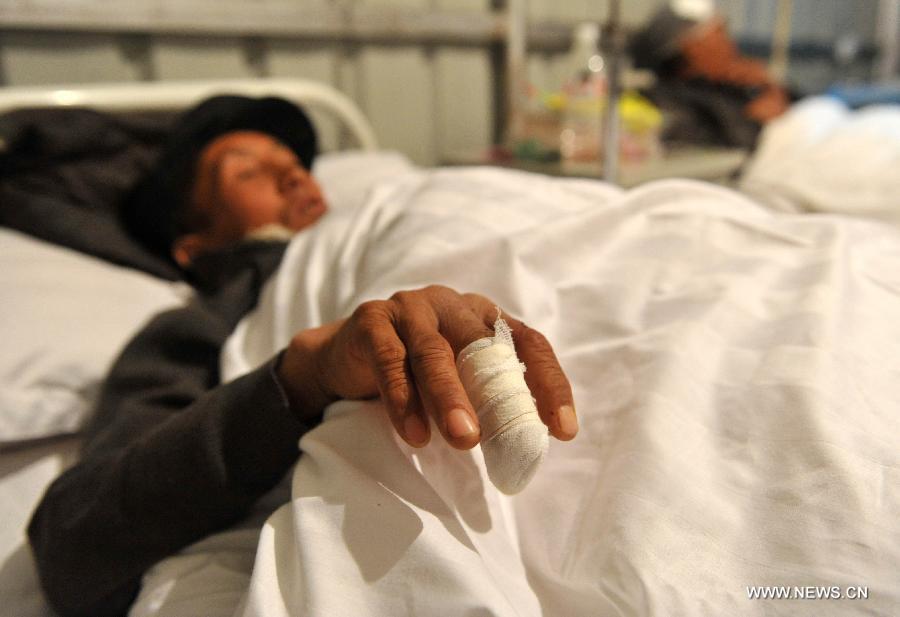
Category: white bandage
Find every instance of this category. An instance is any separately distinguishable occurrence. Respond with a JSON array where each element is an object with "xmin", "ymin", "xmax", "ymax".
[{"xmin": 456, "ymin": 314, "xmax": 549, "ymax": 494}]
